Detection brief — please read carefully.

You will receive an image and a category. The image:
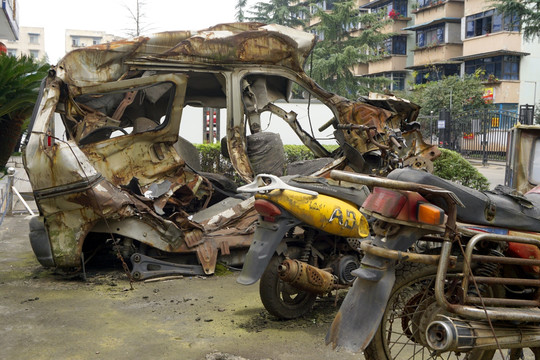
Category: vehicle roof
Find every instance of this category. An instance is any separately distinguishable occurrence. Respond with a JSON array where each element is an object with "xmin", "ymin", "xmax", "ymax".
[{"xmin": 56, "ymin": 22, "xmax": 317, "ymax": 87}]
